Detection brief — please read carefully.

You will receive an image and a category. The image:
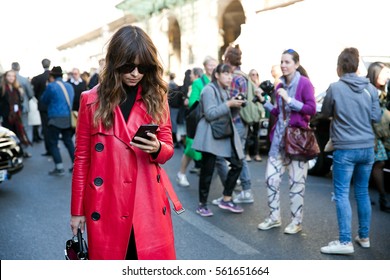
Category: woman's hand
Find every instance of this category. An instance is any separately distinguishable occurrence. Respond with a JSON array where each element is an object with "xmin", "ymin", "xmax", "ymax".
[
  {"xmin": 131, "ymin": 132, "xmax": 161, "ymax": 153},
  {"xmin": 277, "ymin": 88, "xmax": 291, "ymax": 103},
  {"xmin": 70, "ymin": 215, "xmax": 86, "ymax": 235},
  {"xmin": 227, "ymin": 99, "xmax": 246, "ymax": 108},
  {"xmin": 254, "ymin": 88, "xmax": 265, "ymax": 103}
]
